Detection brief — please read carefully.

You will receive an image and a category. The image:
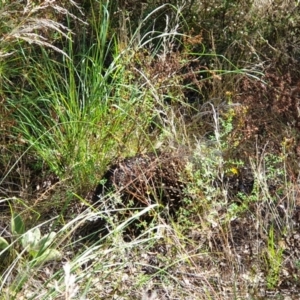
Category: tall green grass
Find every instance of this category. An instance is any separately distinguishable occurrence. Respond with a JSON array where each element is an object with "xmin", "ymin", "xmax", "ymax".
[{"xmin": 5, "ymin": 2, "xmax": 161, "ymax": 189}]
